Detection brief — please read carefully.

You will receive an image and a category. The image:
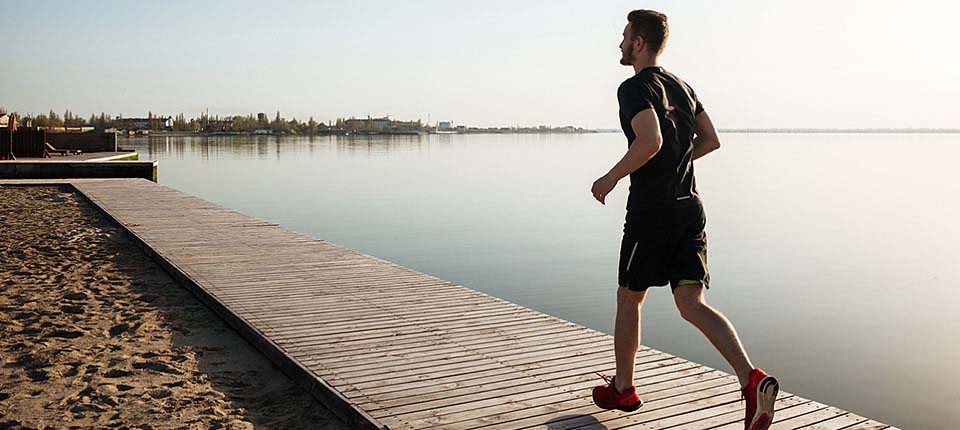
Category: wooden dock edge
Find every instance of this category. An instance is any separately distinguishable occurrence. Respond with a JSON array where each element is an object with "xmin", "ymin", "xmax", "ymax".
[
  {"xmin": 85, "ymin": 151, "xmax": 140, "ymax": 162},
  {"xmin": 64, "ymin": 180, "xmax": 390, "ymax": 430},
  {"xmin": 0, "ymin": 160, "xmax": 157, "ymax": 182}
]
